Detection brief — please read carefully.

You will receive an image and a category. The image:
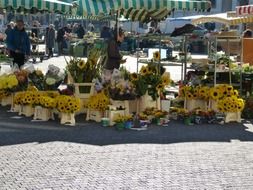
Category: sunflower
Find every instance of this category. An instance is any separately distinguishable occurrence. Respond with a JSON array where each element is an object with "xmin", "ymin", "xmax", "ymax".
[
  {"xmin": 140, "ymin": 66, "xmax": 148, "ymax": 76},
  {"xmin": 147, "ymin": 66, "xmax": 153, "ymax": 74},
  {"xmin": 186, "ymin": 91, "xmax": 194, "ymax": 100},
  {"xmin": 209, "ymin": 87, "xmax": 221, "ymax": 100},
  {"xmin": 156, "ymin": 83, "xmax": 165, "ymax": 91},
  {"xmin": 130, "ymin": 73, "xmax": 138, "ymax": 81},
  {"xmin": 77, "ymin": 60, "xmax": 86, "ymax": 70},
  {"xmin": 153, "ymin": 51, "xmax": 160, "ymax": 61},
  {"xmin": 233, "ymin": 90, "xmax": 239, "ymax": 97},
  {"xmin": 161, "ymin": 73, "xmax": 170, "ymax": 86}
]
